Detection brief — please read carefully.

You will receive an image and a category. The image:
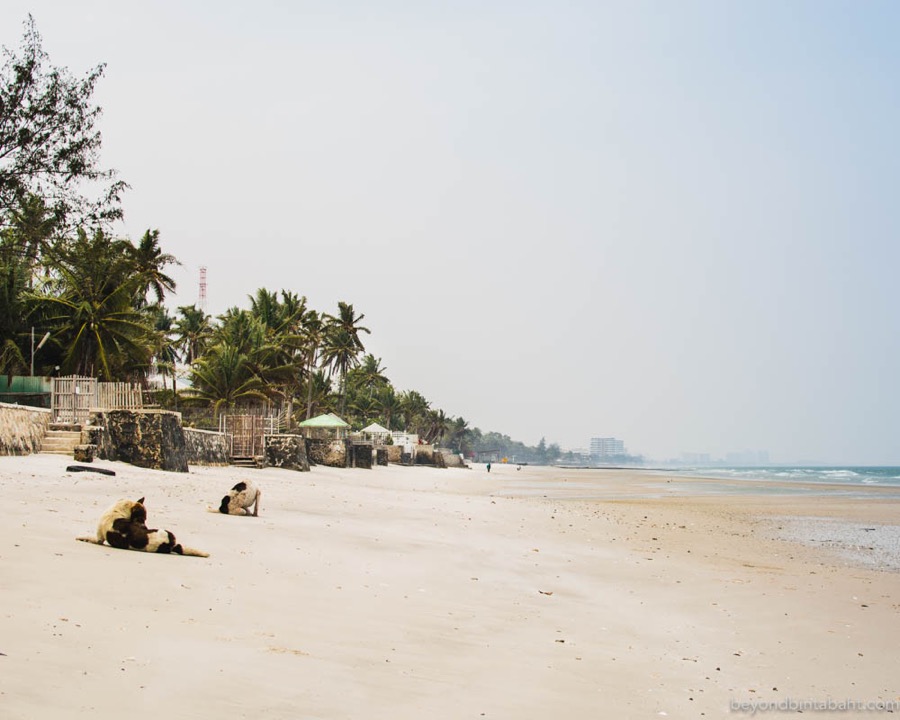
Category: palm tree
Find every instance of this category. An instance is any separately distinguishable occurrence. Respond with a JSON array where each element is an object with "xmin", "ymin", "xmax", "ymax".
[
  {"xmin": 355, "ymin": 354, "xmax": 388, "ymax": 391},
  {"xmin": 173, "ymin": 304, "xmax": 213, "ymax": 366},
  {"xmin": 149, "ymin": 304, "xmax": 180, "ymax": 402},
  {"xmin": 328, "ymin": 301, "xmax": 370, "ymax": 349},
  {"xmin": 216, "ymin": 307, "xmax": 266, "ymax": 355},
  {"xmin": 447, "ymin": 416, "xmax": 471, "ymax": 455},
  {"xmin": 186, "ymin": 343, "xmax": 269, "ymax": 418},
  {"xmin": 30, "ymin": 228, "xmax": 157, "ymax": 379},
  {"xmin": 36, "ymin": 281, "xmax": 155, "ymax": 379},
  {"xmin": 349, "ymin": 394, "xmax": 379, "ymax": 426},
  {"xmin": 297, "ymin": 368, "xmax": 334, "ymax": 421},
  {"xmin": 300, "ymin": 308, "xmax": 325, "ymax": 420},
  {"xmin": 320, "ymin": 327, "xmax": 360, "ymax": 416},
  {"xmin": 399, "ymin": 390, "xmax": 430, "ymax": 435},
  {"xmin": 322, "ymin": 301, "xmax": 370, "ymax": 415},
  {"xmin": 423, "ymin": 408, "xmax": 450, "ymax": 446},
  {"xmin": 375, "ymin": 385, "xmax": 402, "ymax": 430},
  {"xmin": 129, "ymin": 229, "xmax": 179, "ymax": 306},
  {"xmin": 248, "ymin": 288, "xmax": 307, "ymax": 426},
  {"xmin": 248, "ymin": 287, "xmax": 281, "ymax": 330}
]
